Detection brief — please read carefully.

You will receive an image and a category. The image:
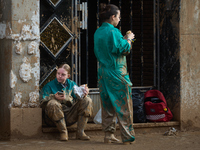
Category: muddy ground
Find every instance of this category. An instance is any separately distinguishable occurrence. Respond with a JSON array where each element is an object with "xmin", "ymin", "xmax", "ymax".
[{"xmin": 0, "ymin": 131, "xmax": 200, "ymax": 150}]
